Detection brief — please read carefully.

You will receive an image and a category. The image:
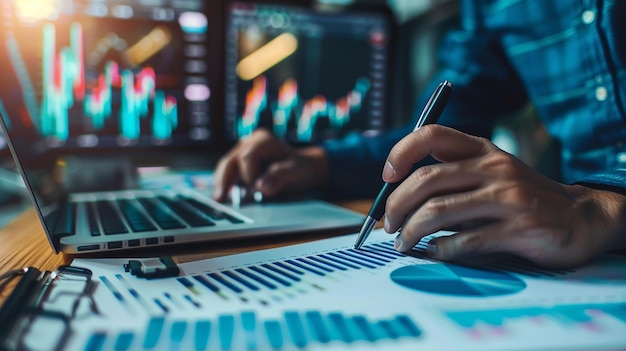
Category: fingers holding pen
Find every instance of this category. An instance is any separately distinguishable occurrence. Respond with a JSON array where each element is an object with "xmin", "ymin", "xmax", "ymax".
[
  {"xmin": 382, "ymin": 137, "xmax": 605, "ymax": 268},
  {"xmin": 381, "ymin": 124, "xmax": 505, "ymax": 247},
  {"xmin": 383, "ymin": 160, "xmax": 484, "ymax": 233},
  {"xmin": 390, "ymin": 186, "xmax": 519, "ymax": 252},
  {"xmin": 381, "ymin": 126, "xmax": 531, "ymax": 253},
  {"xmin": 374, "ymin": 117, "xmax": 625, "ymax": 269},
  {"xmin": 382, "ymin": 125, "xmax": 489, "ymax": 183}
]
